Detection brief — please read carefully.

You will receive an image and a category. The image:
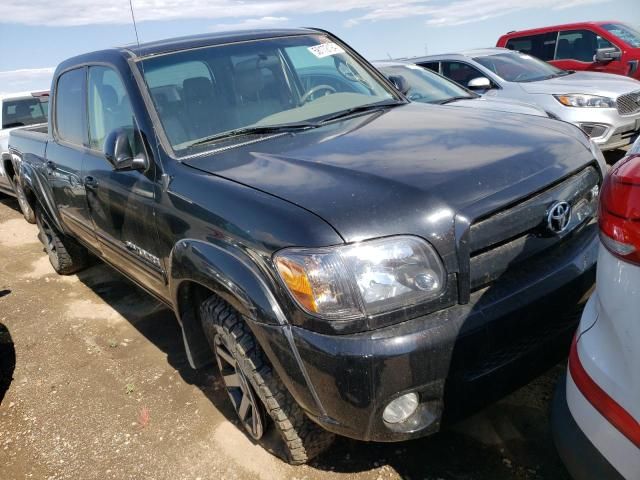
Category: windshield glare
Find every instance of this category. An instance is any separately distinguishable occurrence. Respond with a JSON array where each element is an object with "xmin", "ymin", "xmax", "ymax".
[
  {"xmin": 473, "ymin": 52, "xmax": 565, "ymax": 83},
  {"xmin": 2, "ymin": 96, "xmax": 48, "ymax": 129},
  {"xmin": 376, "ymin": 64, "xmax": 472, "ymax": 103},
  {"xmin": 603, "ymin": 23, "xmax": 640, "ymax": 48},
  {"xmin": 139, "ymin": 35, "xmax": 397, "ymax": 153}
]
